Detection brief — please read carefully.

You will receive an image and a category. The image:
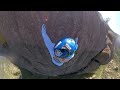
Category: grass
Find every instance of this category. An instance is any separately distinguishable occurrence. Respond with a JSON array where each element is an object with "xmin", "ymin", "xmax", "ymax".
[{"xmin": 101, "ymin": 47, "xmax": 120, "ymax": 79}]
